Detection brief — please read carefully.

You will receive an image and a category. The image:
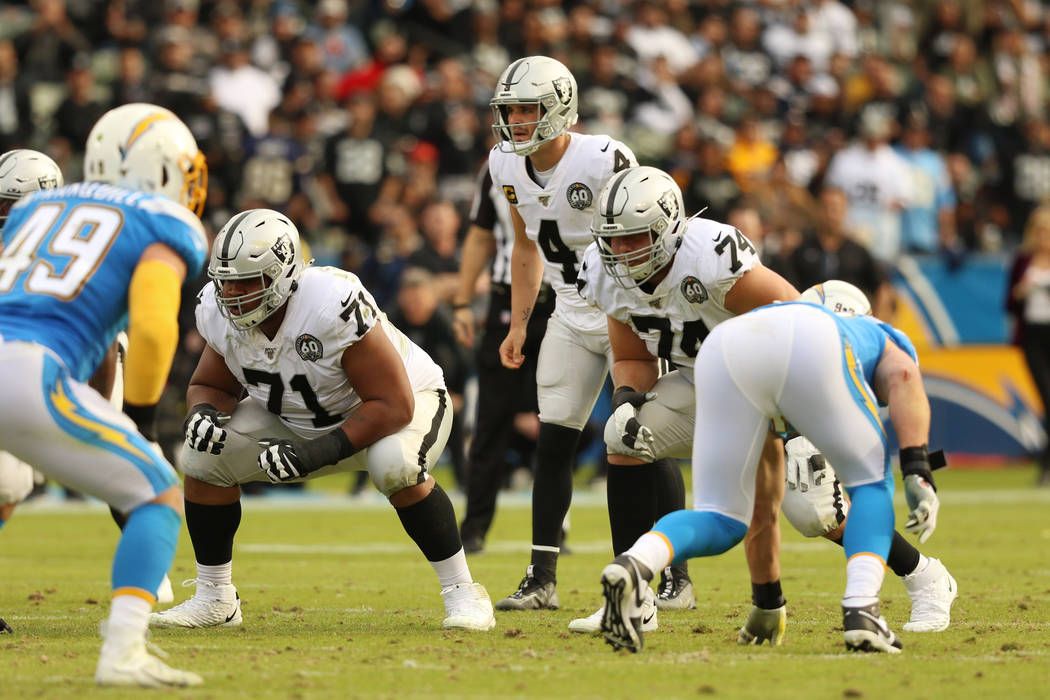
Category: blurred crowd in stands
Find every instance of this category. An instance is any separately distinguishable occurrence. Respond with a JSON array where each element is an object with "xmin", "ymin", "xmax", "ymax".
[{"xmin": 3, "ymin": 0, "xmax": 1049, "ymax": 485}]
